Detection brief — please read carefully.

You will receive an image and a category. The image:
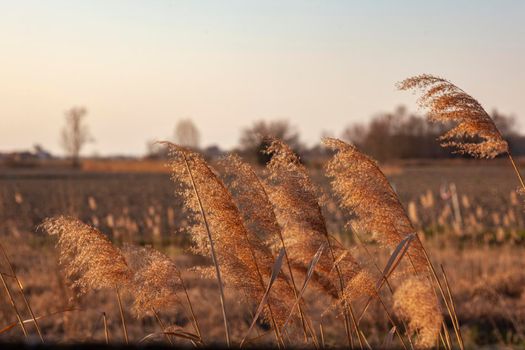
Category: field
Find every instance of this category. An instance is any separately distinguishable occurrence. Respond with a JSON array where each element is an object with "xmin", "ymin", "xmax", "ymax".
[{"xmin": 1, "ymin": 157, "xmax": 524, "ymax": 348}]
